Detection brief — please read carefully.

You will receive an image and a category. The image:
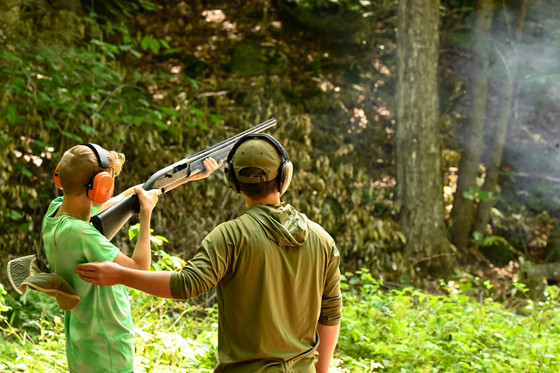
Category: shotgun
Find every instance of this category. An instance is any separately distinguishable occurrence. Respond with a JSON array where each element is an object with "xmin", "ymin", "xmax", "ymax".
[{"xmin": 91, "ymin": 118, "xmax": 277, "ymax": 240}]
